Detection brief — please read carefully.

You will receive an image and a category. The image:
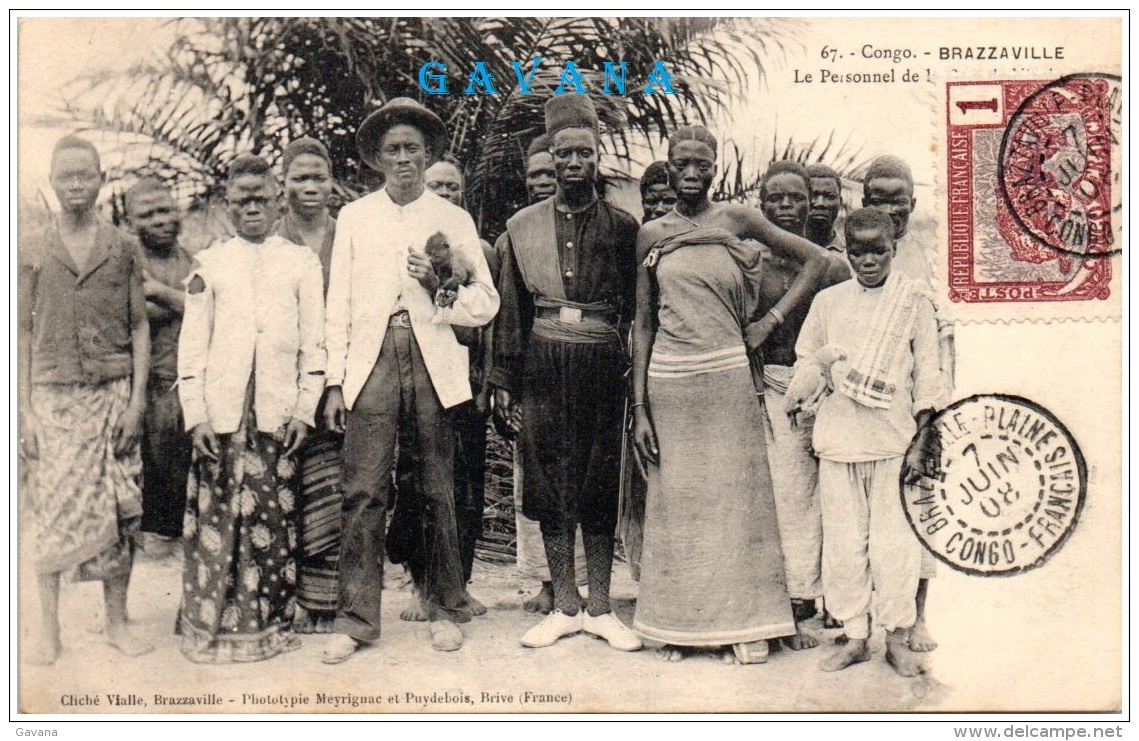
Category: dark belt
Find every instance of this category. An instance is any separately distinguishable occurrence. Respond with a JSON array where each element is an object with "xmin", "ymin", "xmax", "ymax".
[
  {"xmin": 535, "ymin": 306, "xmax": 616, "ymax": 325},
  {"xmin": 389, "ymin": 310, "xmax": 413, "ymax": 328}
]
